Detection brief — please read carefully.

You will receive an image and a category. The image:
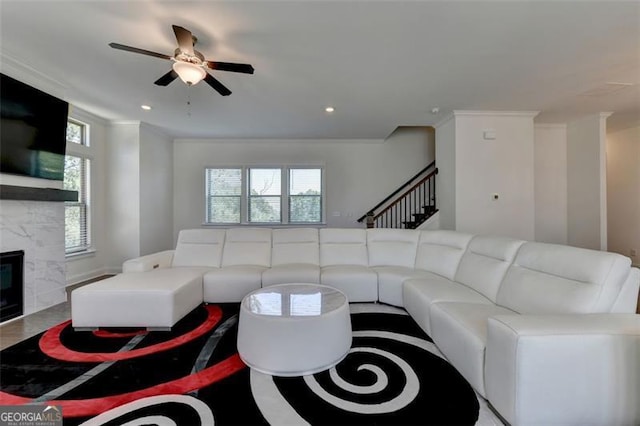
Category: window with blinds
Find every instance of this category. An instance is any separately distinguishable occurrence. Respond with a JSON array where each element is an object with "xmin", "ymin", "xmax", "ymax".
[
  {"xmin": 289, "ymin": 168, "xmax": 322, "ymax": 223},
  {"xmin": 64, "ymin": 118, "xmax": 91, "ymax": 254},
  {"xmin": 248, "ymin": 168, "xmax": 282, "ymax": 223},
  {"xmin": 204, "ymin": 166, "xmax": 324, "ymax": 225},
  {"xmin": 206, "ymin": 168, "xmax": 242, "ymax": 223}
]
